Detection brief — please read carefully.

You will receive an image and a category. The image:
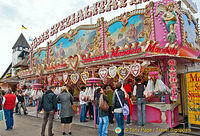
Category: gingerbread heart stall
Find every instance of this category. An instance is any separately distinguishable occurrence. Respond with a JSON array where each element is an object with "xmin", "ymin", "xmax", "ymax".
[
  {"xmin": 117, "ymin": 66, "xmax": 130, "ymax": 80},
  {"xmin": 98, "ymin": 66, "xmax": 108, "ymax": 80},
  {"xmin": 81, "ymin": 72, "xmax": 89, "ymax": 84},
  {"xmin": 70, "ymin": 73, "xmax": 80, "ymax": 84},
  {"xmin": 63, "ymin": 72, "xmax": 69, "ymax": 82},
  {"xmin": 130, "ymin": 62, "xmax": 141, "ymax": 77},
  {"xmin": 108, "ymin": 65, "xmax": 117, "ymax": 78}
]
